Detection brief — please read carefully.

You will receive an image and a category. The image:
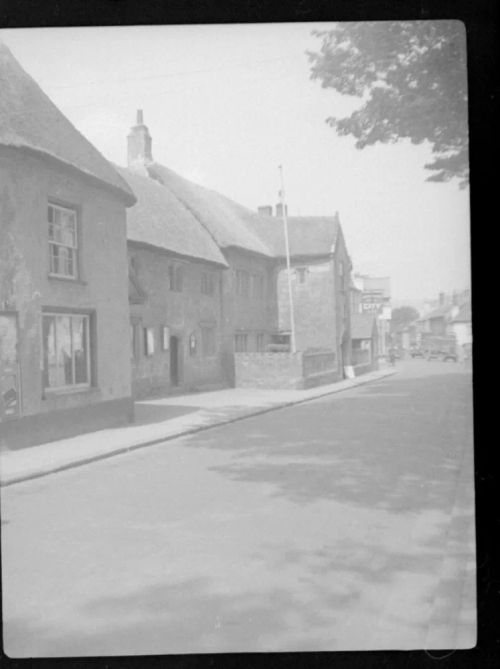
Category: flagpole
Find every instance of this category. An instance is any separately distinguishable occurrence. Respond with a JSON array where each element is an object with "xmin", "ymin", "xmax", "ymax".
[{"xmin": 279, "ymin": 165, "xmax": 296, "ymax": 354}]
